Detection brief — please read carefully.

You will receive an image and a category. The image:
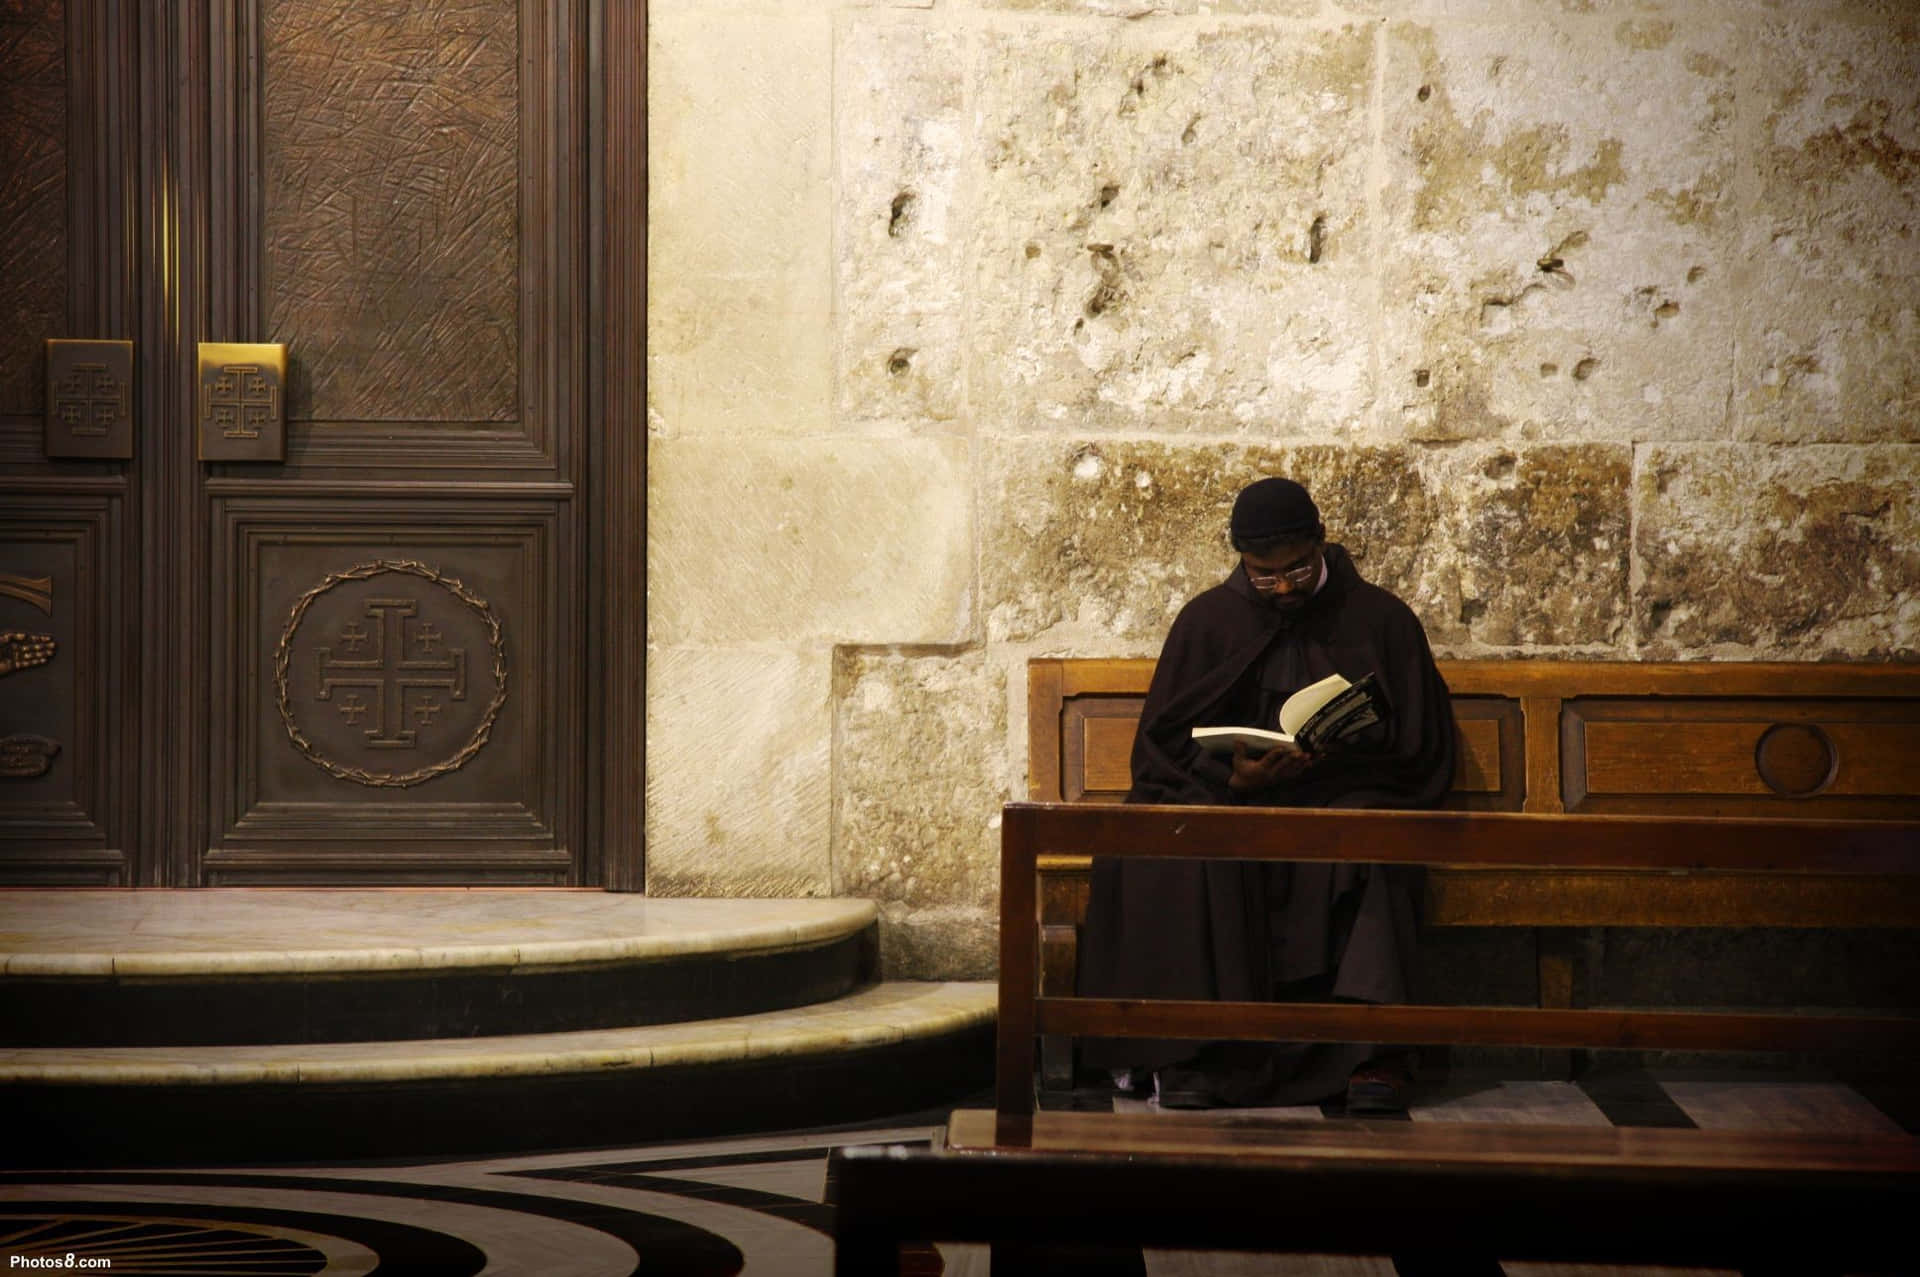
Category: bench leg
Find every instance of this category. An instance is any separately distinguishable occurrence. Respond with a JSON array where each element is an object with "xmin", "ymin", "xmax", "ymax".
[
  {"xmin": 991, "ymin": 1241, "xmax": 1144, "ymax": 1275},
  {"xmin": 1537, "ymin": 927, "xmax": 1576, "ymax": 1081},
  {"xmin": 1040, "ymin": 1034, "xmax": 1075, "ymax": 1092},
  {"xmin": 834, "ymin": 1228, "xmax": 902, "ymax": 1277}
]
